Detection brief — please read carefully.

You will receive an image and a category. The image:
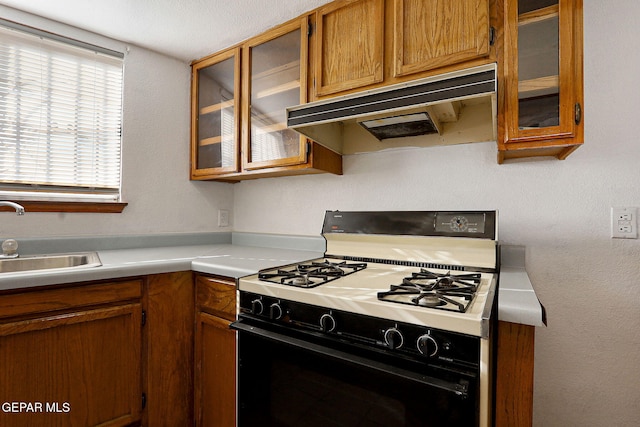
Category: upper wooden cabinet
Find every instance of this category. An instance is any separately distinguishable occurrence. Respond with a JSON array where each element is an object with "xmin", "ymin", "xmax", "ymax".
[
  {"xmin": 191, "ymin": 48, "xmax": 241, "ymax": 178},
  {"xmin": 313, "ymin": 0, "xmax": 385, "ymax": 96},
  {"xmin": 497, "ymin": 0, "xmax": 584, "ymax": 162},
  {"xmin": 191, "ymin": 0, "xmax": 583, "ymax": 169},
  {"xmin": 312, "ymin": 0, "xmax": 492, "ymax": 99},
  {"xmin": 190, "ymin": 18, "xmax": 342, "ymax": 181}
]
